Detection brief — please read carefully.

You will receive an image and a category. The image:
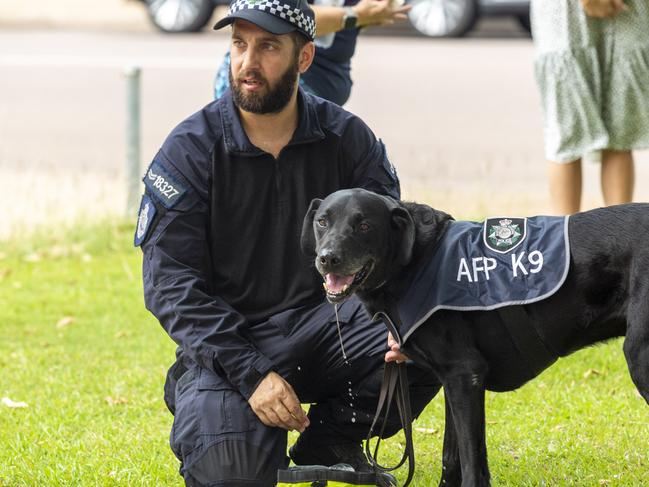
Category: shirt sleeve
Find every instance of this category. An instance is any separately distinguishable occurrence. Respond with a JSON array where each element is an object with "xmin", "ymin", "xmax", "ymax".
[
  {"xmin": 138, "ymin": 153, "xmax": 275, "ymax": 400},
  {"xmin": 343, "ymin": 116, "xmax": 401, "ymax": 199}
]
